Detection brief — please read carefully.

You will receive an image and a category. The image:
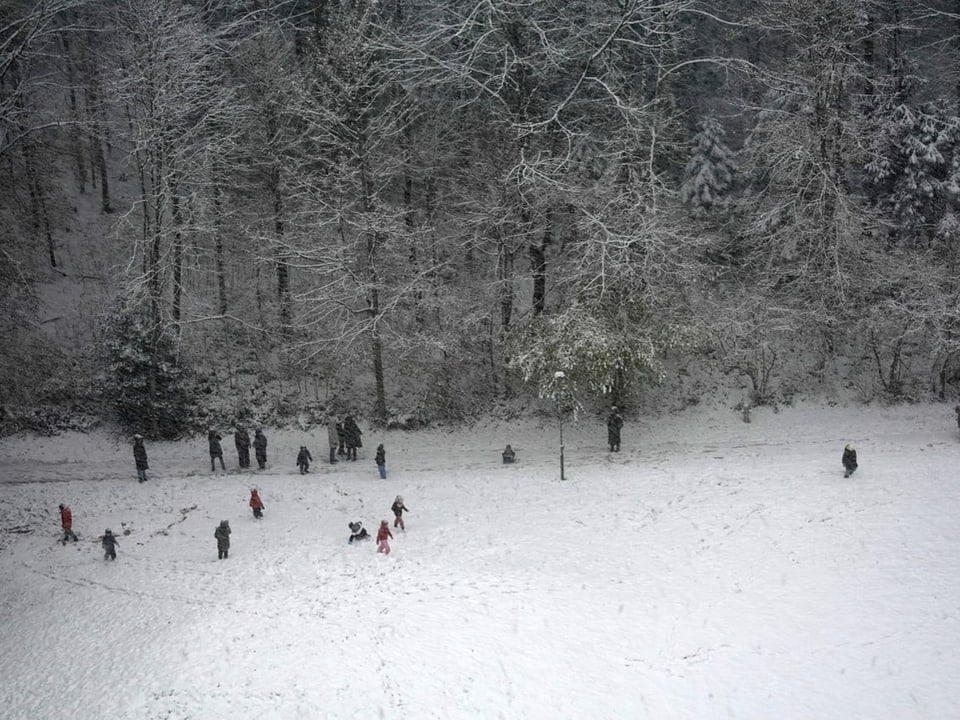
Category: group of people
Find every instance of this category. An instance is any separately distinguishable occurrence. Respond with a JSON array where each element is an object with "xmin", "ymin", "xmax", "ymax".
[
  {"xmin": 208, "ymin": 427, "xmax": 269, "ymax": 473},
  {"xmin": 58, "ymin": 503, "xmax": 118, "ymax": 560},
  {"xmin": 346, "ymin": 495, "xmax": 409, "ymax": 555}
]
